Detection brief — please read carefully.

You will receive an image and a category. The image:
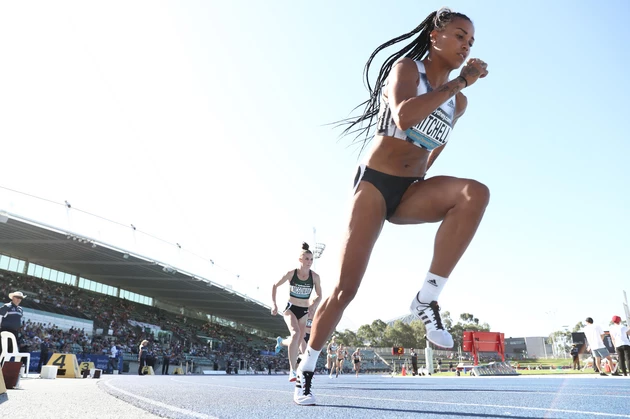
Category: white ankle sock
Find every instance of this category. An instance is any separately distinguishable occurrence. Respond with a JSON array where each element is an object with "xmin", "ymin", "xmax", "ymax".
[
  {"xmin": 299, "ymin": 345, "xmax": 321, "ymax": 372},
  {"xmin": 417, "ymin": 272, "xmax": 448, "ymax": 303}
]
